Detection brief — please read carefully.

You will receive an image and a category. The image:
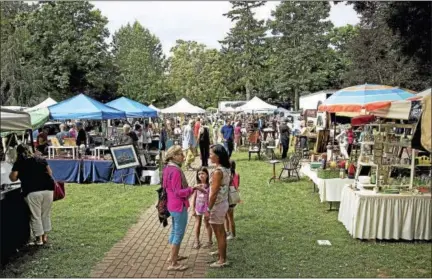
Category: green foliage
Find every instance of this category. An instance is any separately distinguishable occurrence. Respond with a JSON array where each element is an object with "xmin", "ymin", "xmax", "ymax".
[
  {"xmin": 1, "ymin": 1, "xmax": 429, "ymax": 108},
  {"xmin": 167, "ymin": 40, "xmax": 230, "ymax": 108},
  {"xmin": 345, "ymin": 1, "xmax": 431, "ymax": 91},
  {"xmin": 112, "ymin": 21, "xmax": 166, "ymax": 104},
  {"xmin": 269, "ymin": 1, "xmax": 334, "ymax": 109},
  {"xmin": 24, "ymin": 1, "xmax": 112, "ymax": 98},
  {"xmin": 220, "ymin": 1, "xmax": 268, "ymax": 100},
  {"xmin": 0, "ymin": 1, "xmax": 43, "ymax": 106},
  {"xmin": 343, "ymin": 2, "xmax": 429, "ymax": 90}
]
